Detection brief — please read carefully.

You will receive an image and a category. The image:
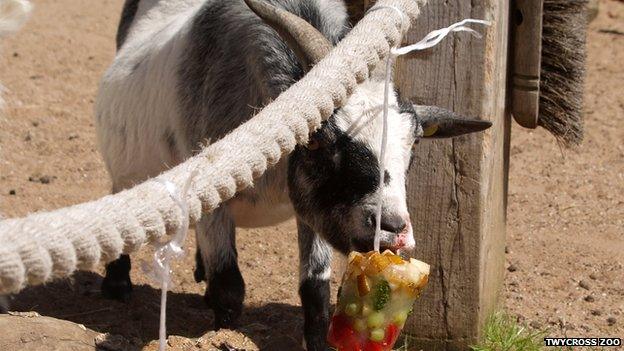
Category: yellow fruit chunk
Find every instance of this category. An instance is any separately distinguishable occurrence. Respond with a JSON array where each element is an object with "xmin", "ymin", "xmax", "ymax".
[
  {"xmin": 349, "ymin": 251, "xmax": 364, "ymax": 266},
  {"xmin": 357, "ymin": 274, "xmax": 371, "ymax": 296},
  {"xmin": 365, "ymin": 252, "xmax": 391, "ymax": 274},
  {"xmin": 382, "ymin": 250, "xmax": 405, "ymax": 265}
]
